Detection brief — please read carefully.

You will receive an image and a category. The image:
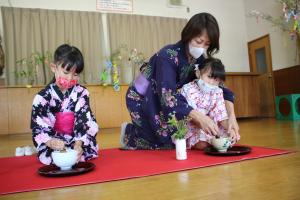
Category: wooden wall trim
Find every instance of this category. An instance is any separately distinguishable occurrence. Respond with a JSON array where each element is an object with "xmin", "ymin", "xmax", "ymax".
[
  {"xmin": 273, "ymin": 65, "xmax": 300, "ymax": 96},
  {"xmin": 0, "ymin": 78, "xmax": 4, "ymax": 86},
  {"xmin": 226, "ymin": 72, "xmax": 260, "ymax": 76},
  {"xmin": 0, "ymin": 73, "xmax": 259, "ymax": 88},
  {"xmin": 0, "ymin": 74, "xmax": 265, "ymax": 134},
  {"xmin": 0, "ymin": 86, "xmax": 131, "ymax": 135},
  {"xmin": 0, "ymin": 88, "xmax": 8, "ymax": 134},
  {"xmin": 0, "ymin": 84, "xmax": 130, "ymax": 89},
  {"xmin": 226, "ymin": 75, "xmax": 260, "ymax": 118}
]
